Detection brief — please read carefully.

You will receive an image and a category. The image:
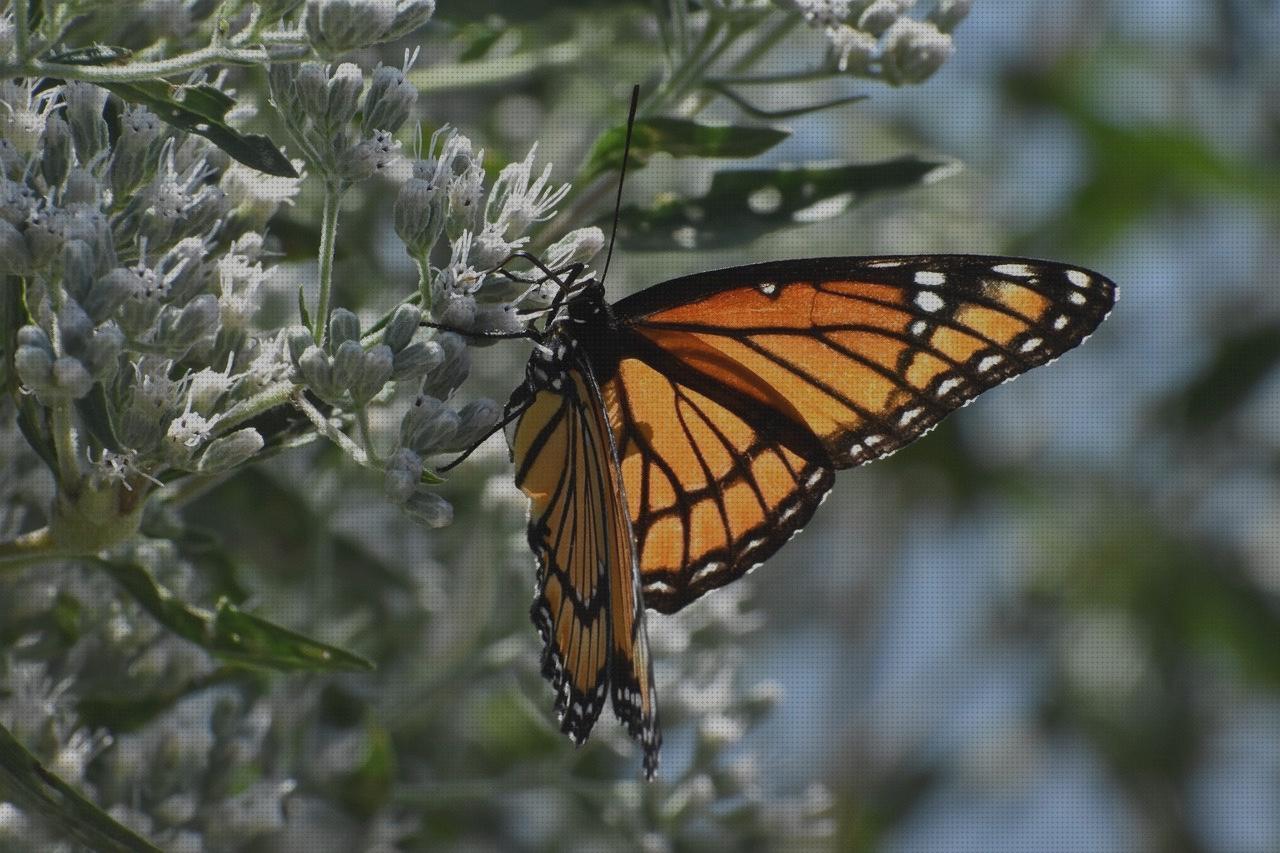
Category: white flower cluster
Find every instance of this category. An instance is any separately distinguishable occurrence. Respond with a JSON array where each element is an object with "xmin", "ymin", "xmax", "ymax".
[
  {"xmin": 384, "ymin": 126, "xmax": 605, "ymax": 525},
  {"xmin": 788, "ymin": 0, "xmax": 969, "ymax": 79},
  {"xmin": 1, "ymin": 76, "xmax": 305, "ymax": 488}
]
